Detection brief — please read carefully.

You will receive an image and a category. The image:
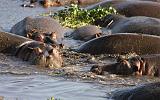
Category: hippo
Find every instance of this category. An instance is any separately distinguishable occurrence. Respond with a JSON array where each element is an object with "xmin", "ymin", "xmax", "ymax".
[
  {"xmin": 0, "ymin": 31, "xmax": 63, "ymax": 68},
  {"xmin": 71, "ymin": 25, "xmax": 102, "ymax": 41},
  {"xmin": 91, "ymin": 54, "xmax": 160, "ymax": 76},
  {"xmin": 95, "ymin": 14, "xmax": 160, "ymax": 36},
  {"xmin": 138, "ymin": 0, "xmax": 160, "ymax": 2},
  {"xmin": 76, "ymin": 33, "xmax": 160, "ymax": 55},
  {"xmin": 111, "ymin": 82, "xmax": 160, "ymax": 100},
  {"xmin": 78, "ymin": 0, "xmax": 102, "ymax": 5},
  {"xmin": 22, "ymin": 0, "xmax": 102, "ymax": 8},
  {"xmin": 86, "ymin": 0, "xmax": 160, "ymax": 19},
  {"xmin": 10, "ymin": 16, "xmax": 64, "ymax": 44}
]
